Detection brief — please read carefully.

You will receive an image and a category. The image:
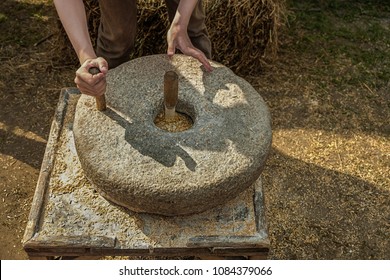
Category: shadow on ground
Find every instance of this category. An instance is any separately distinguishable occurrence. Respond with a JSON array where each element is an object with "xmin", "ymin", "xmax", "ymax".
[{"xmin": 262, "ymin": 148, "xmax": 389, "ymax": 259}]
